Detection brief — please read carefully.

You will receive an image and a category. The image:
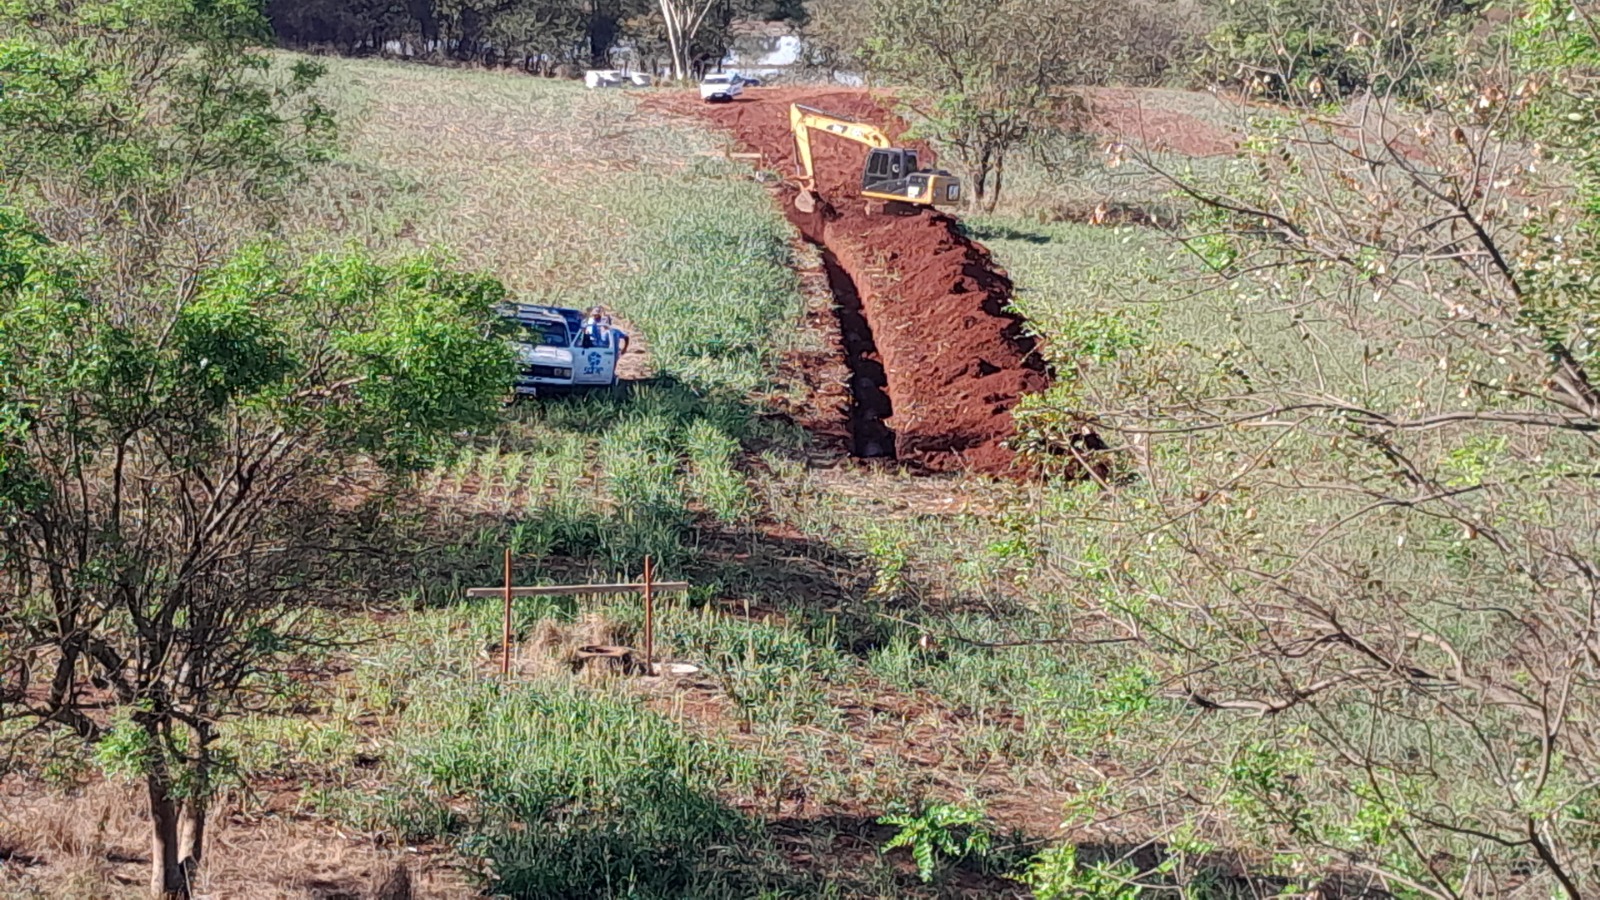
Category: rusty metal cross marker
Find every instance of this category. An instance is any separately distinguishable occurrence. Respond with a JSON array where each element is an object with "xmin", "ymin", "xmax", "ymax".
[{"xmin": 467, "ymin": 552, "xmax": 690, "ymax": 679}]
